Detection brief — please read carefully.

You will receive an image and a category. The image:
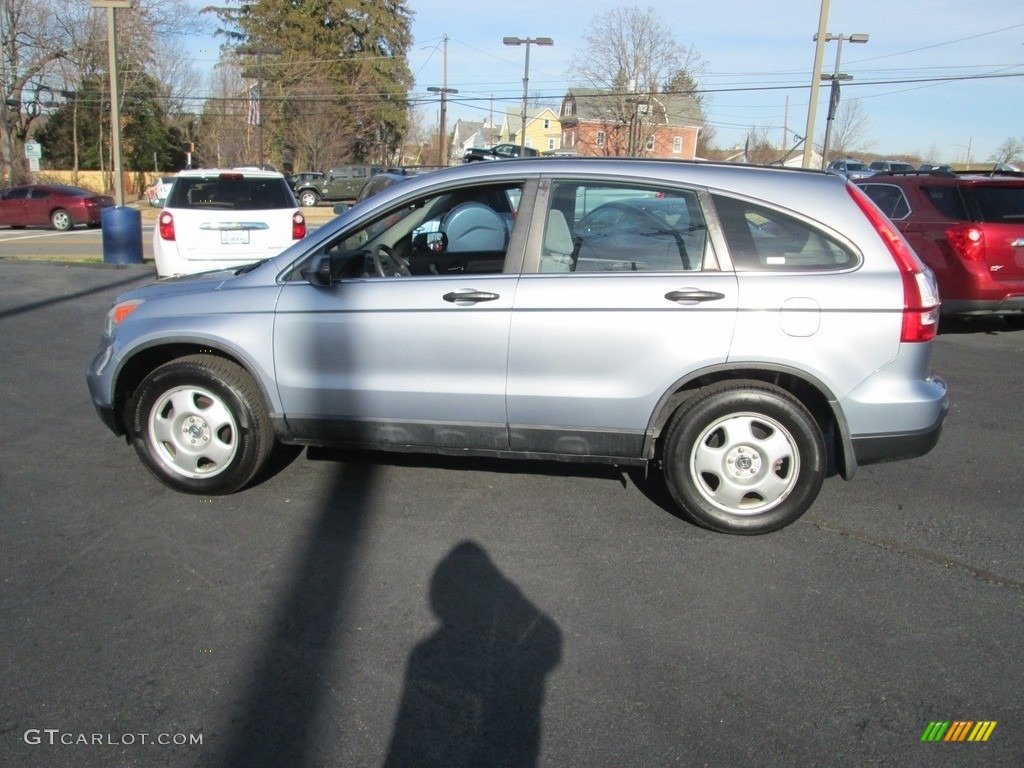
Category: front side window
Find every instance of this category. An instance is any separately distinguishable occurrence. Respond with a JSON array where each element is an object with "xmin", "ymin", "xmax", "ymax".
[
  {"xmin": 712, "ymin": 194, "xmax": 857, "ymax": 271},
  {"xmin": 539, "ymin": 181, "xmax": 707, "ymax": 273},
  {"xmin": 293, "ymin": 183, "xmax": 523, "ymax": 280}
]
